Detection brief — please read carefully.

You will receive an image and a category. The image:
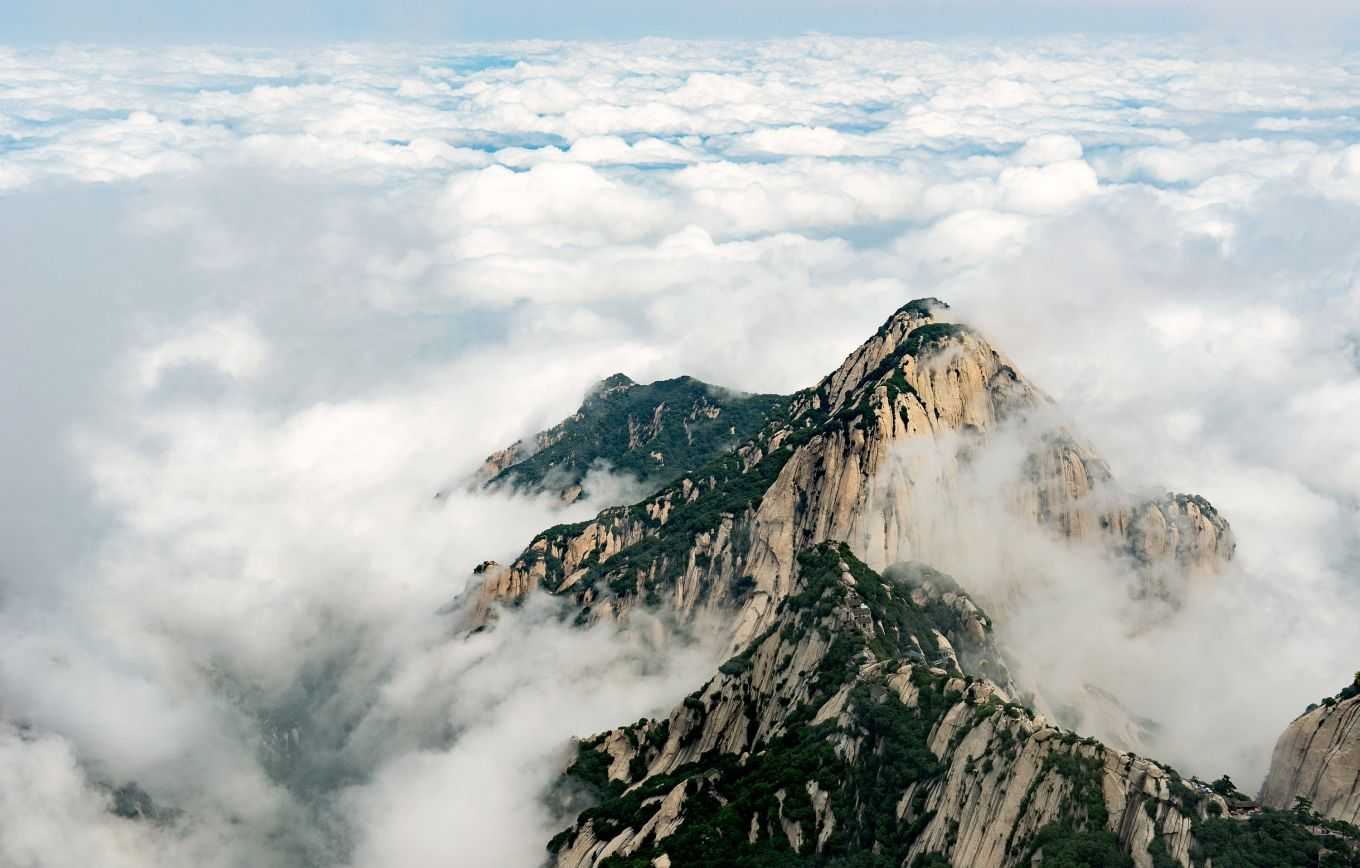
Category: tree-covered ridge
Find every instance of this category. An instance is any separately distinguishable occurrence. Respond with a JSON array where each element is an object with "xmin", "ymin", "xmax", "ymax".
[
  {"xmin": 483, "ymin": 373, "xmax": 786, "ymax": 501},
  {"xmin": 1189, "ymin": 807, "xmax": 1360, "ymax": 868},
  {"xmin": 498, "ymin": 393, "xmax": 821, "ymax": 607}
]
